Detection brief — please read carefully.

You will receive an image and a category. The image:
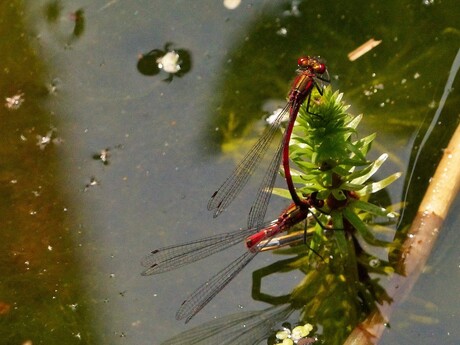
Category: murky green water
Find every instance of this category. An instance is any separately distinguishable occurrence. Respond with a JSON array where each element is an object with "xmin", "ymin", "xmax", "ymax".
[{"xmin": 1, "ymin": 1, "xmax": 459, "ymax": 344}]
